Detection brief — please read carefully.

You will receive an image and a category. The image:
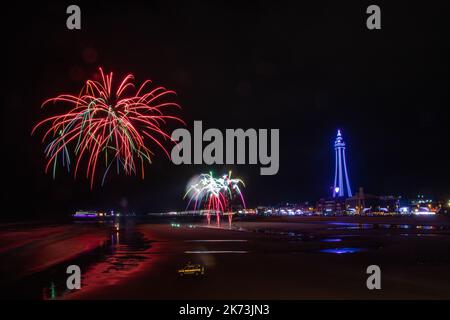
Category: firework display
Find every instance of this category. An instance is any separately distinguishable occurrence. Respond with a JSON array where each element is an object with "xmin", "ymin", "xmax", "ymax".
[
  {"xmin": 184, "ymin": 171, "xmax": 246, "ymax": 214},
  {"xmin": 32, "ymin": 68, "xmax": 183, "ymax": 187}
]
